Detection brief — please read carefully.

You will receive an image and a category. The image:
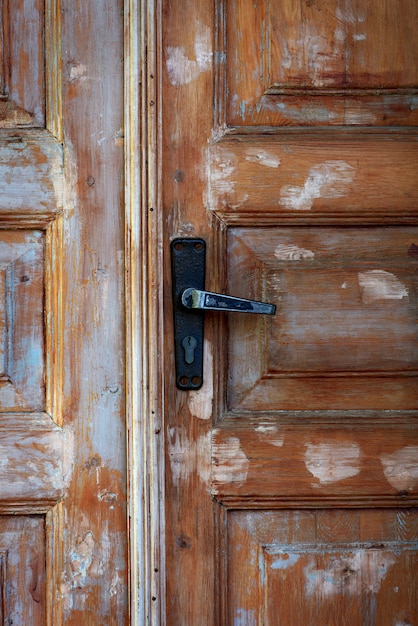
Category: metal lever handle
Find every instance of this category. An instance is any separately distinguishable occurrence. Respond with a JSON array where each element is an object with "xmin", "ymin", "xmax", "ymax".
[
  {"xmin": 181, "ymin": 288, "xmax": 276, "ymax": 315},
  {"xmin": 171, "ymin": 237, "xmax": 276, "ymax": 390}
]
